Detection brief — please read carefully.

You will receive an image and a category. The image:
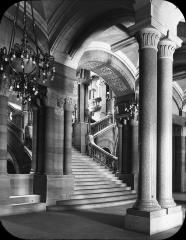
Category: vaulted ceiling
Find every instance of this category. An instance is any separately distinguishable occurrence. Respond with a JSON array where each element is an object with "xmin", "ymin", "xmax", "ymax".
[{"xmin": 1, "ymin": 0, "xmax": 186, "ymax": 107}]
